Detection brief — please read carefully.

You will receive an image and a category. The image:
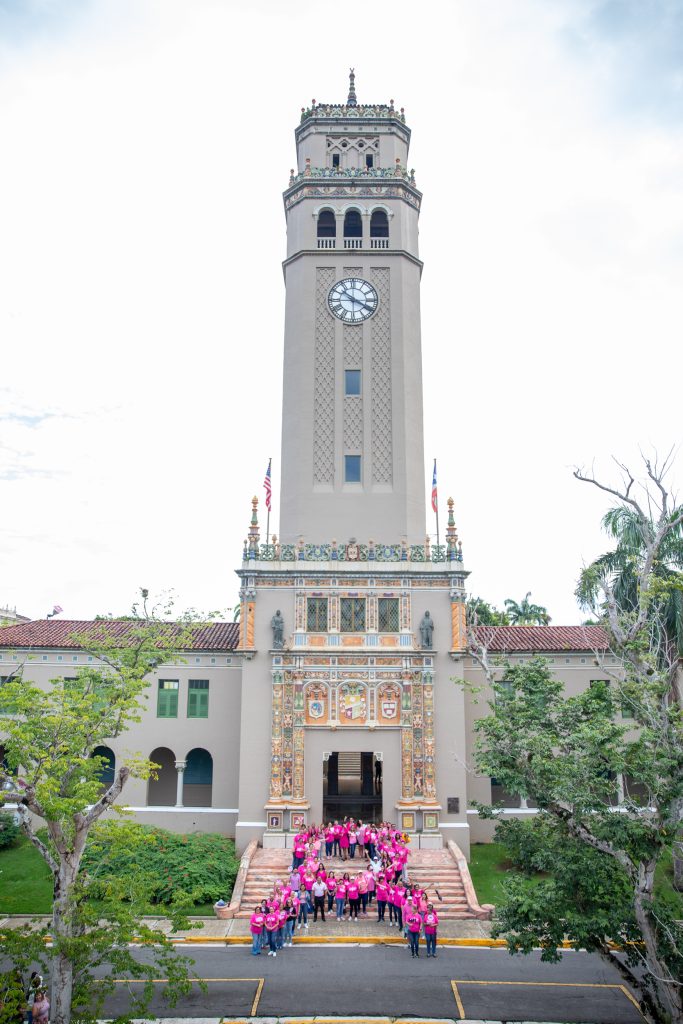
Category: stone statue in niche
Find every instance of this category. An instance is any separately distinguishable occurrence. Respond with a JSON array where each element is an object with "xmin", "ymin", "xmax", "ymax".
[
  {"xmin": 271, "ymin": 609, "xmax": 285, "ymax": 649},
  {"xmin": 419, "ymin": 611, "xmax": 434, "ymax": 649}
]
